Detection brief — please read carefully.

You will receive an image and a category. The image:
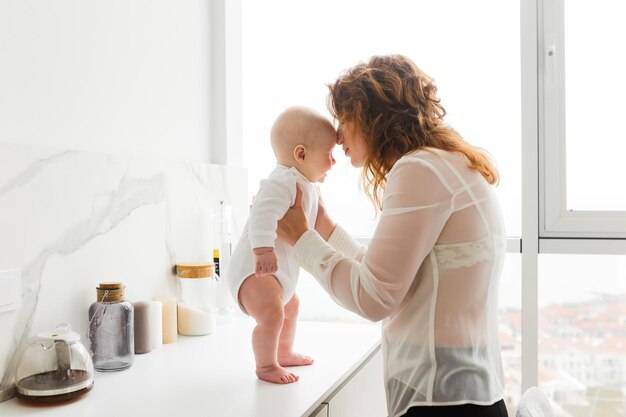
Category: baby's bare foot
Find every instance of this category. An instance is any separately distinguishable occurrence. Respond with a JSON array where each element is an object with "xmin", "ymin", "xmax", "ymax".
[
  {"xmin": 278, "ymin": 352, "xmax": 314, "ymax": 367},
  {"xmin": 256, "ymin": 364, "xmax": 299, "ymax": 384}
]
